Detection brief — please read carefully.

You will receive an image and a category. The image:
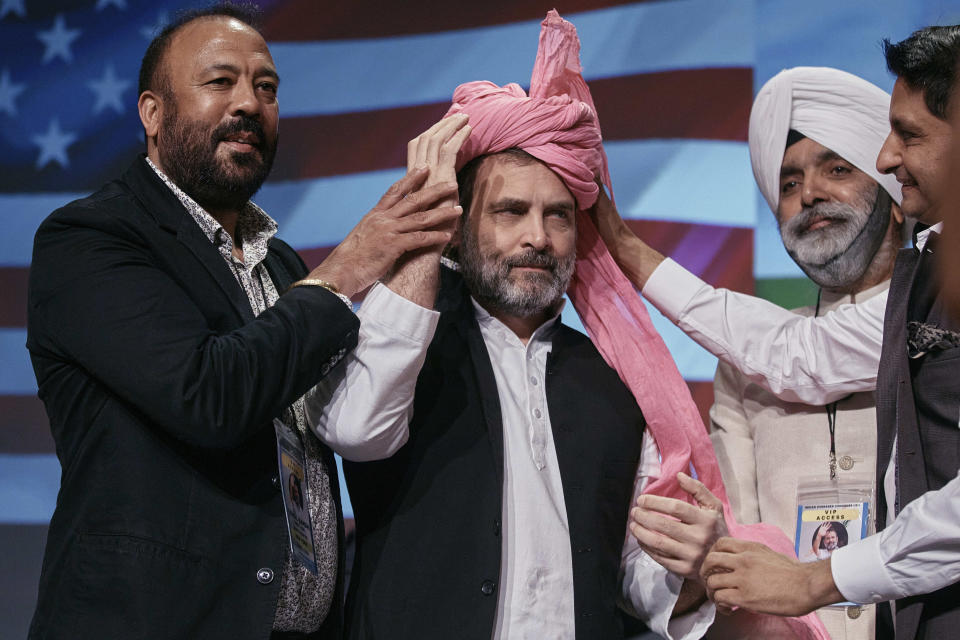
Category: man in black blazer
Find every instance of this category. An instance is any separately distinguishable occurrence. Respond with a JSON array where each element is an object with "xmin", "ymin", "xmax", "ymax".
[{"xmin": 26, "ymin": 4, "xmax": 460, "ymax": 639}]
